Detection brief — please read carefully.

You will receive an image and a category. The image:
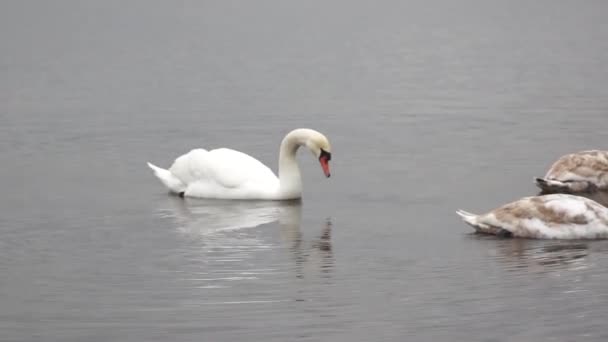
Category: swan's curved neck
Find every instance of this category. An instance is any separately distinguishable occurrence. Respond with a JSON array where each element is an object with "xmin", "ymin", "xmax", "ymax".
[{"xmin": 277, "ymin": 130, "xmax": 308, "ymax": 199}]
